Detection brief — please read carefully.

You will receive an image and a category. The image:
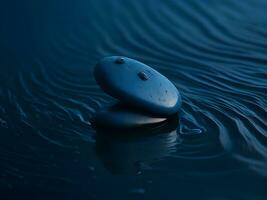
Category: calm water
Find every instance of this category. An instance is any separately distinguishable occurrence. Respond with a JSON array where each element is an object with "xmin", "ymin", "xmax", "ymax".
[{"xmin": 1, "ymin": 0, "xmax": 267, "ymax": 199}]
